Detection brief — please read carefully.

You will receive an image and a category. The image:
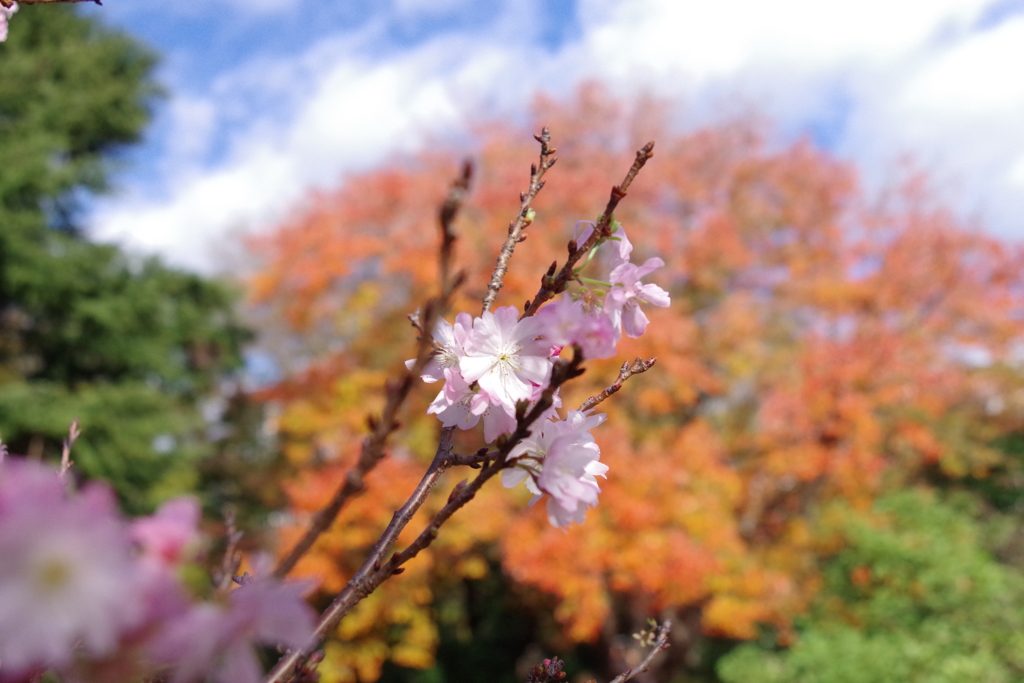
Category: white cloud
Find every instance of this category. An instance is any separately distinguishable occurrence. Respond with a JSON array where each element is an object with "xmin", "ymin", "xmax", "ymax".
[
  {"xmin": 833, "ymin": 13, "xmax": 1024, "ymax": 233},
  {"xmin": 164, "ymin": 96, "xmax": 218, "ymax": 170},
  {"xmin": 577, "ymin": 0, "xmax": 988, "ymax": 78},
  {"xmin": 1009, "ymin": 154, "xmax": 1024, "ymax": 186},
  {"xmin": 901, "ymin": 17, "xmax": 1024, "ymax": 116},
  {"xmin": 89, "ymin": 0, "xmax": 1024, "ymax": 271},
  {"xmin": 91, "ymin": 33, "xmax": 473, "ymax": 271}
]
